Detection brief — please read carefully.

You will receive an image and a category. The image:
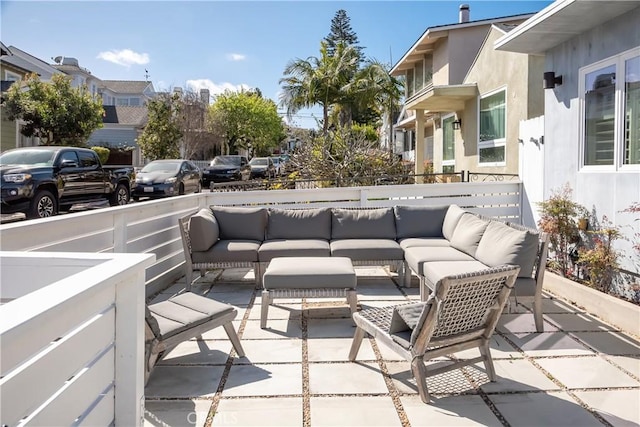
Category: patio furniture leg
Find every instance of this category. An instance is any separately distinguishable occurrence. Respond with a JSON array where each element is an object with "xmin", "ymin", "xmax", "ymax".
[
  {"xmin": 411, "ymin": 356, "xmax": 431, "ymax": 404},
  {"xmin": 260, "ymin": 290, "xmax": 270, "ymax": 329},
  {"xmin": 419, "ymin": 276, "xmax": 428, "ymax": 301},
  {"xmin": 349, "ymin": 326, "xmax": 366, "ymax": 361},
  {"xmin": 479, "ymin": 340, "xmax": 496, "ymax": 381},
  {"xmin": 185, "ymin": 270, "xmax": 193, "ymax": 292},
  {"xmin": 404, "ymin": 261, "xmax": 412, "ymax": 288},
  {"xmin": 533, "ymin": 295, "xmax": 544, "ymax": 332},
  {"xmin": 347, "ymin": 290, "xmax": 358, "ymax": 316},
  {"xmin": 223, "ymin": 322, "xmax": 245, "ymax": 358}
]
